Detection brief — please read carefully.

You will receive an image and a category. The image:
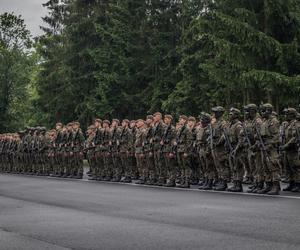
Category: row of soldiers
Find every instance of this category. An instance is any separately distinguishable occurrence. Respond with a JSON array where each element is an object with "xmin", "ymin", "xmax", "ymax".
[
  {"xmin": 0, "ymin": 122, "xmax": 85, "ymax": 178},
  {"xmin": 1, "ymin": 103, "xmax": 300, "ymax": 195}
]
